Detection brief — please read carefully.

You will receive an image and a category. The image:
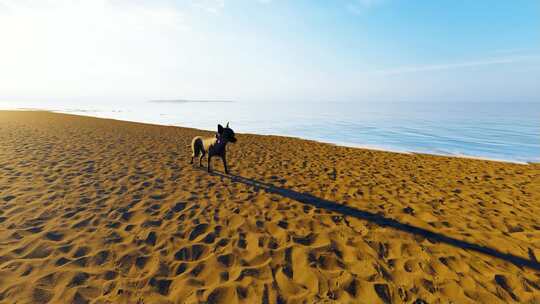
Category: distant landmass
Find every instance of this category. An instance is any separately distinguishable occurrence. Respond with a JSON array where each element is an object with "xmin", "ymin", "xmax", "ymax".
[{"xmin": 149, "ymin": 99, "xmax": 235, "ymax": 104}]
